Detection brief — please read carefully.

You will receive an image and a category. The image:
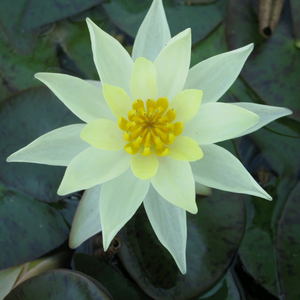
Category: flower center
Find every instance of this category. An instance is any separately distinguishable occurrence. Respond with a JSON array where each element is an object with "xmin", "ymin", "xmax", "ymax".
[{"xmin": 118, "ymin": 97, "xmax": 183, "ymax": 156}]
